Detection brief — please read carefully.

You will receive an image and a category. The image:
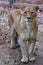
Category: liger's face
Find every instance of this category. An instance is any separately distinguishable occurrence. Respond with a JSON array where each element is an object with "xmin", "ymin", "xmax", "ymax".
[{"xmin": 21, "ymin": 7, "xmax": 32, "ymax": 23}]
